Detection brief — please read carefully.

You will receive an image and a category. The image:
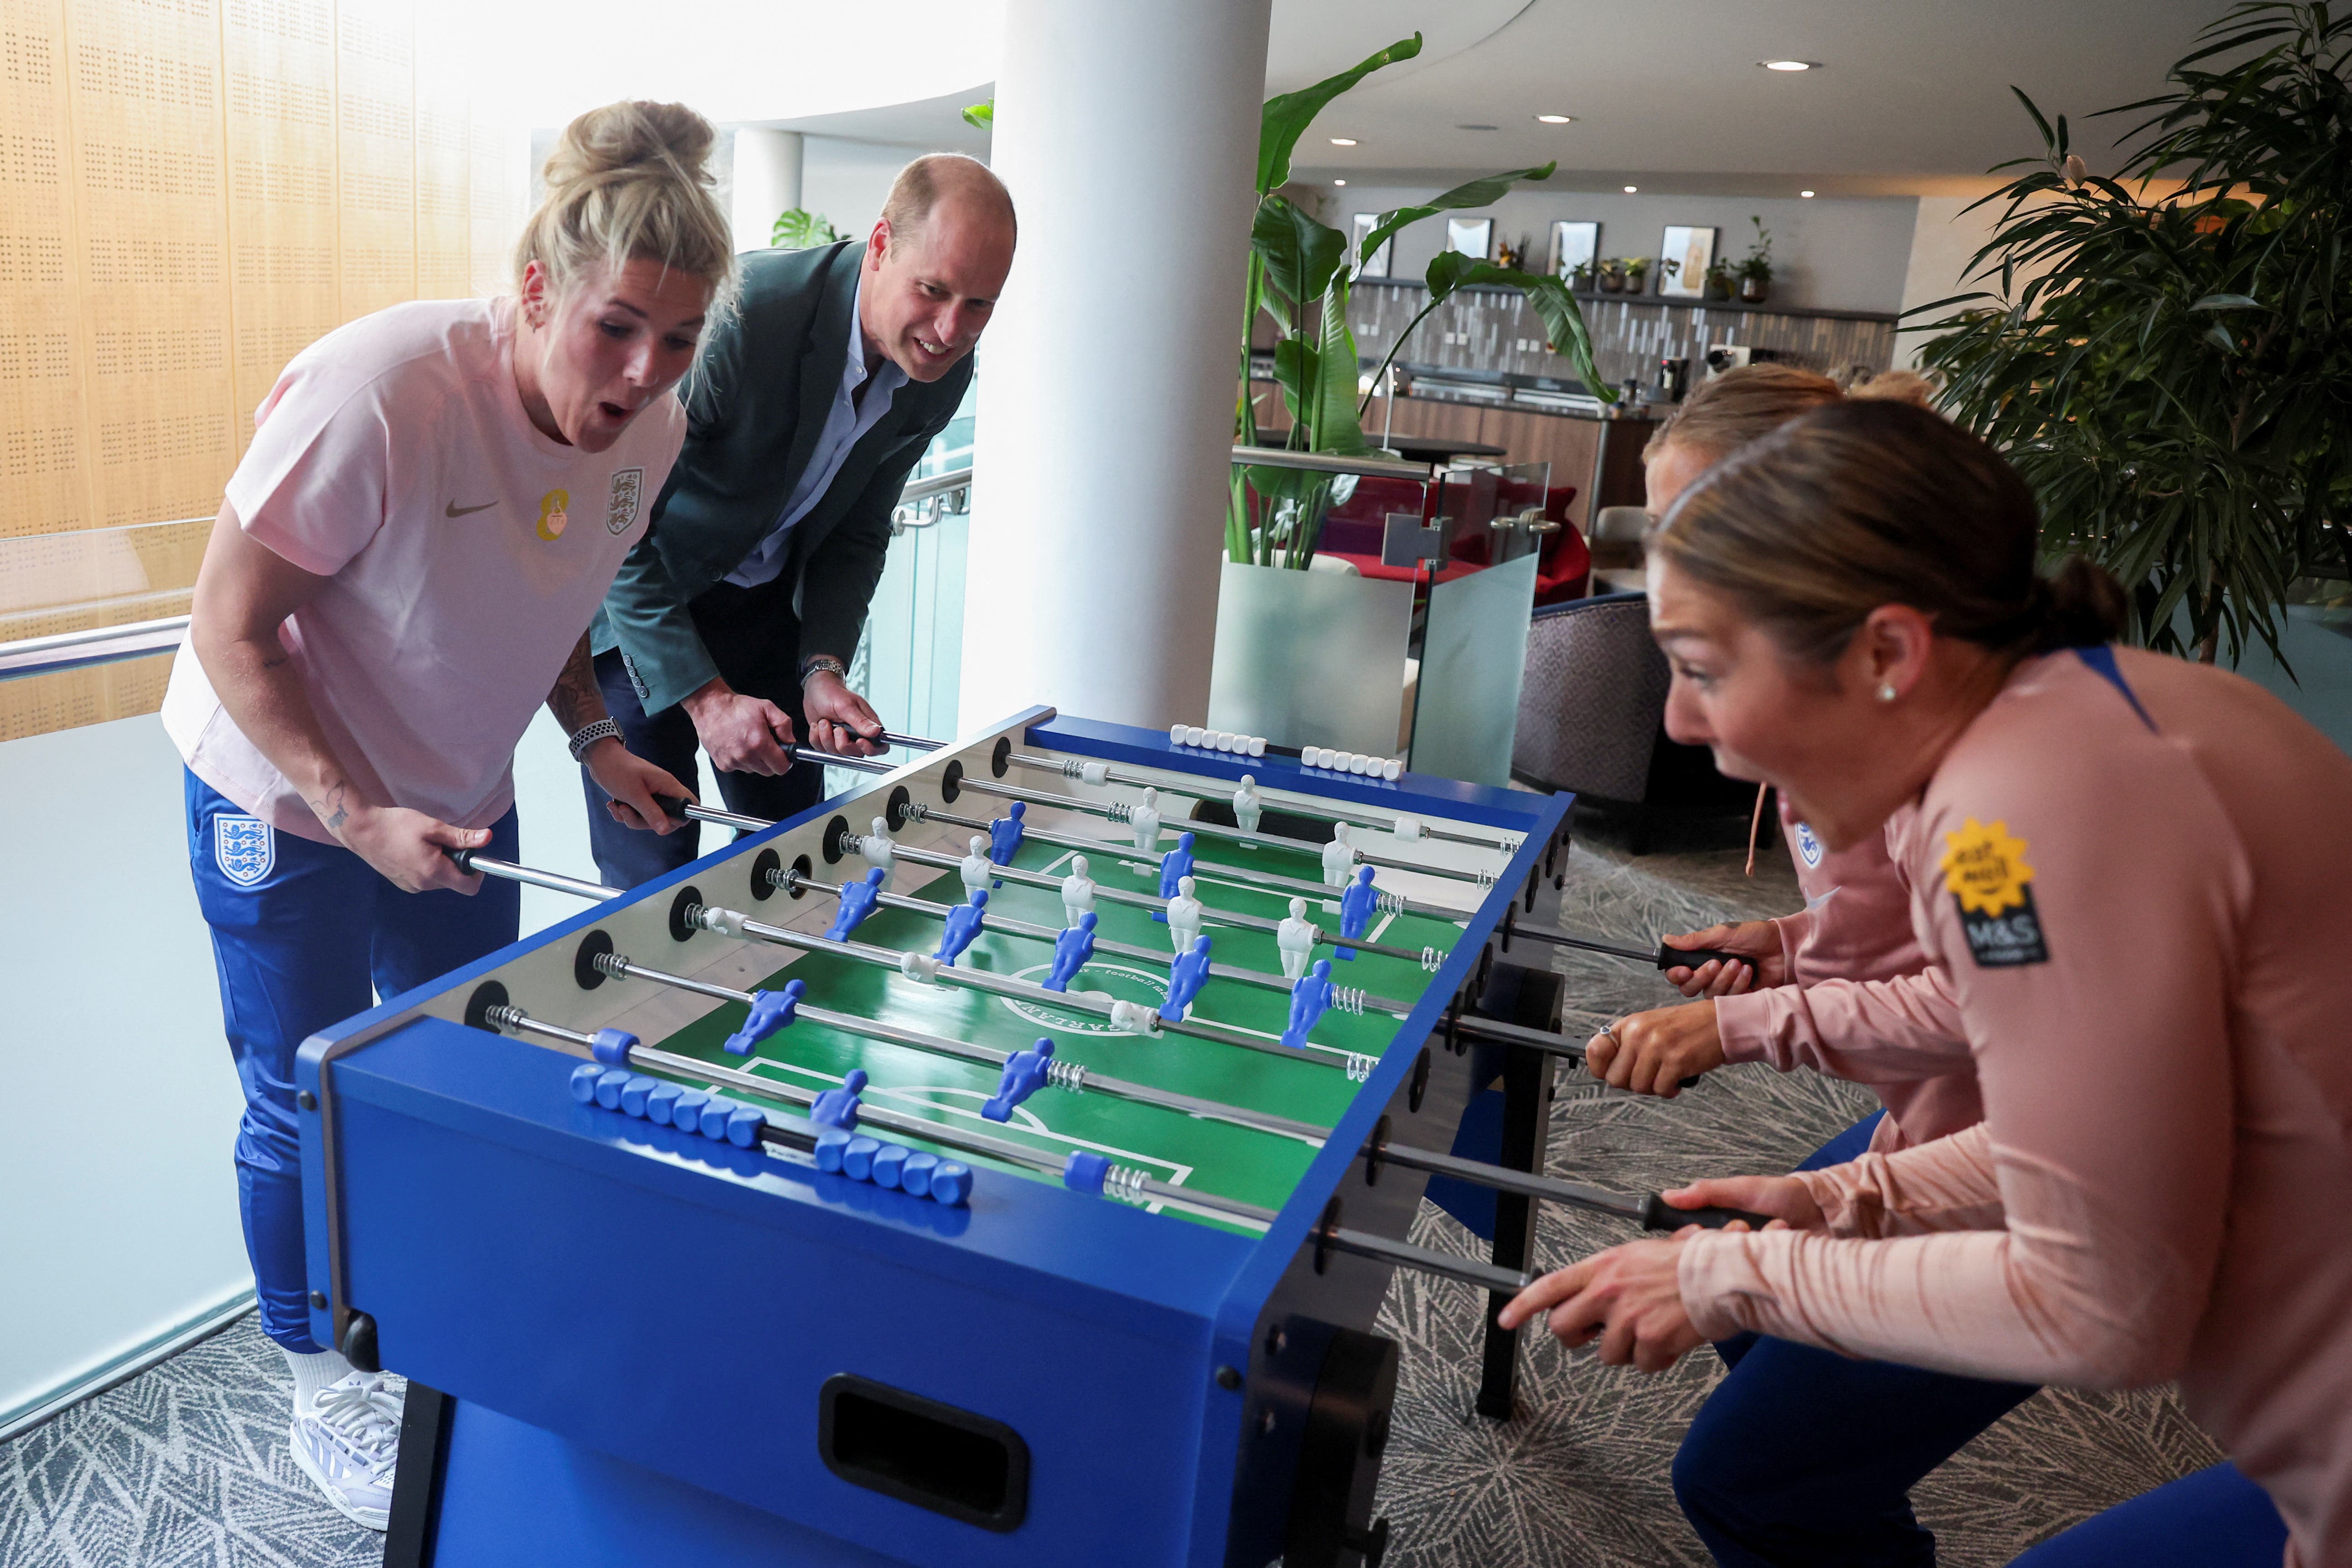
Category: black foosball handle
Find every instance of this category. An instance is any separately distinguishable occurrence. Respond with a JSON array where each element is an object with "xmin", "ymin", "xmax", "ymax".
[
  {"xmin": 1654, "ymin": 944, "xmax": 1755, "ymax": 974},
  {"xmin": 1638, "ymin": 1194, "xmax": 1778, "ymax": 1232}
]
